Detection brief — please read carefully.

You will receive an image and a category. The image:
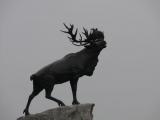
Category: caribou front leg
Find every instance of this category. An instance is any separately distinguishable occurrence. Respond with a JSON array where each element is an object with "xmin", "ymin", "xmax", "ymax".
[{"xmin": 70, "ymin": 78, "xmax": 80, "ymax": 105}]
